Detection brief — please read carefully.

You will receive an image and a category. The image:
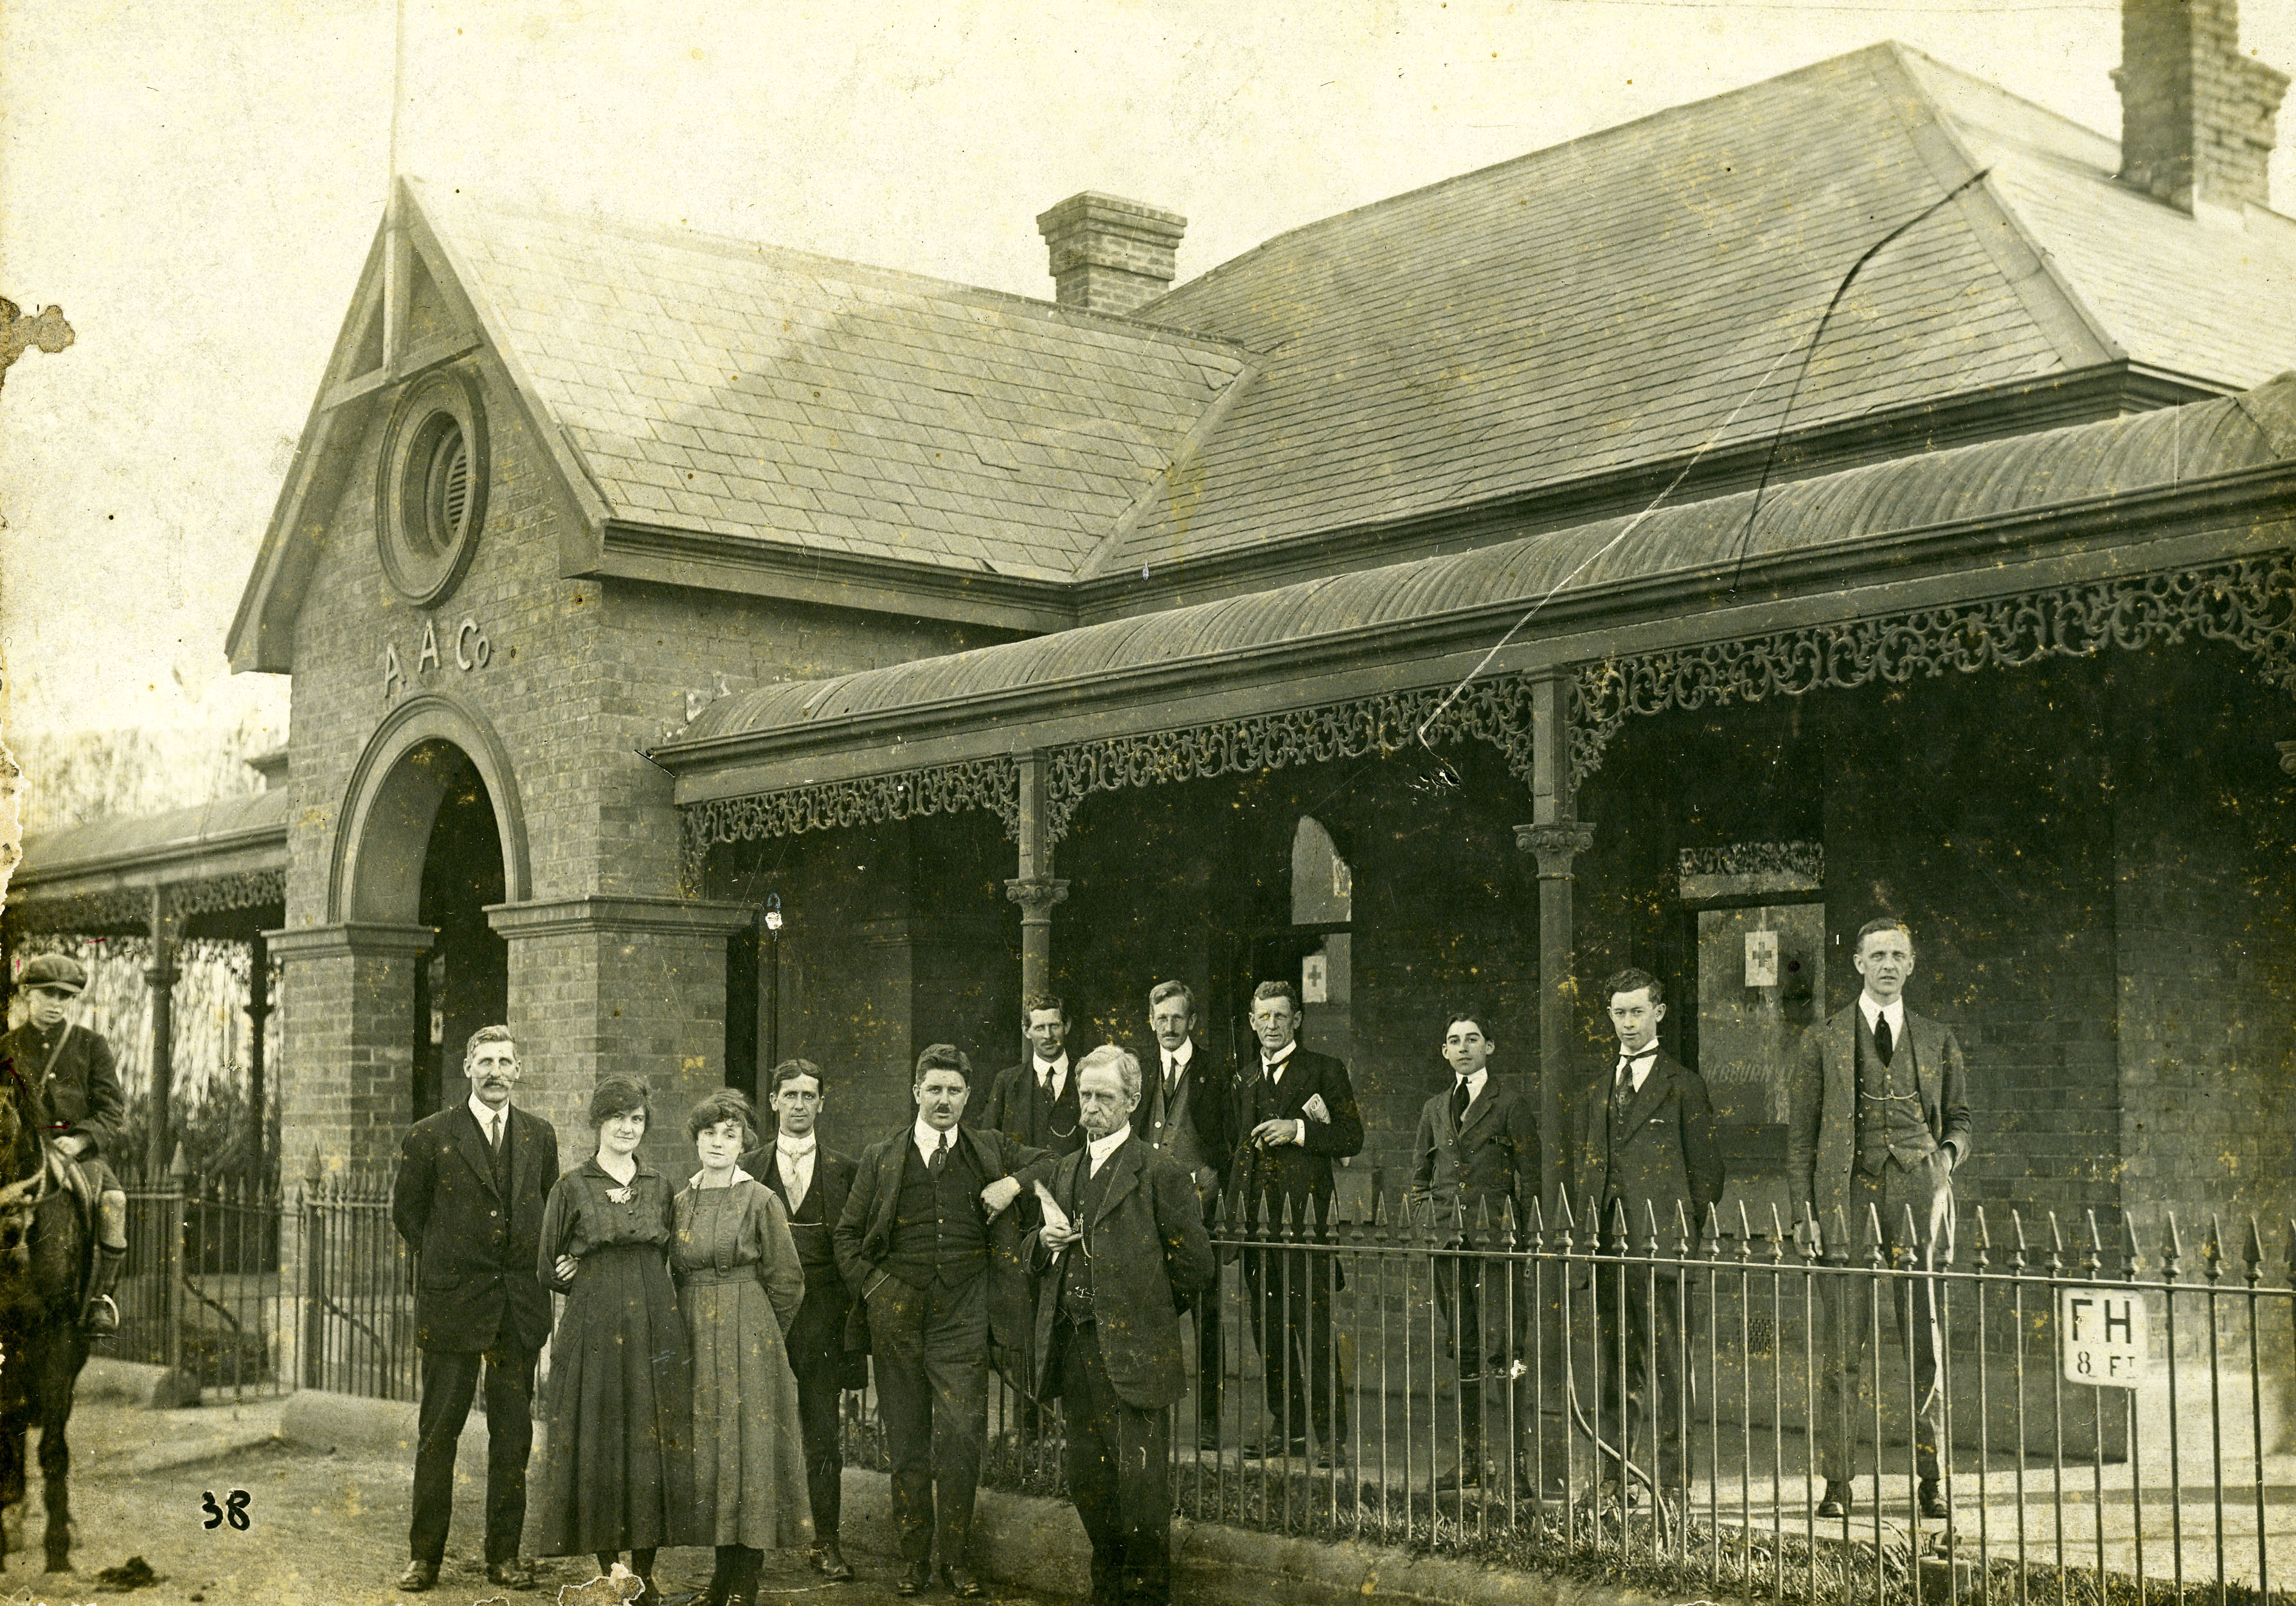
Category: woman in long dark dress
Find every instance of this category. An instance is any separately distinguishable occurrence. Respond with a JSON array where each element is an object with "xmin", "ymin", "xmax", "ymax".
[
  {"xmin": 532, "ymin": 1076, "xmax": 694, "ymax": 1605},
  {"xmin": 674, "ymin": 1088, "xmax": 812, "ymax": 1606}
]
